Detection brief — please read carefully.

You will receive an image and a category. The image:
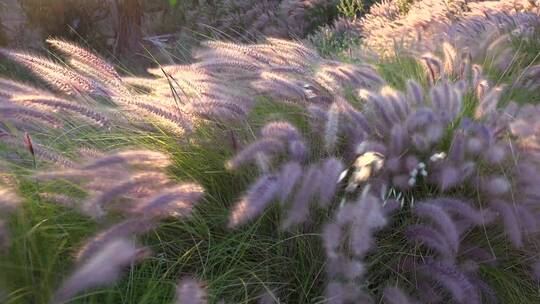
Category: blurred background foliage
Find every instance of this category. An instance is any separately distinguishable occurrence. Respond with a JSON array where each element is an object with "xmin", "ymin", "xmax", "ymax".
[{"xmin": 0, "ymin": 0, "xmax": 384, "ymax": 63}]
